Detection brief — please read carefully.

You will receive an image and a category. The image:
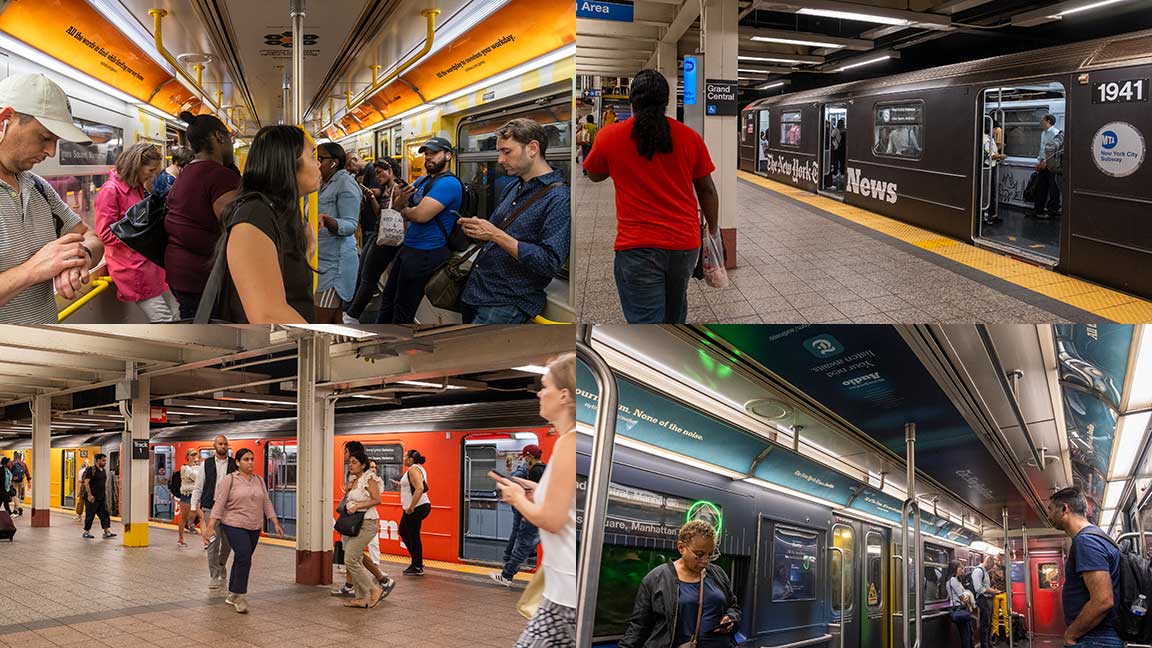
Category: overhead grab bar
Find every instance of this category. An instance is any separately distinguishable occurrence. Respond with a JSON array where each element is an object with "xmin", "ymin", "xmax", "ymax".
[
  {"xmin": 977, "ymin": 328, "xmax": 1046, "ymax": 468},
  {"xmin": 761, "ymin": 635, "xmax": 834, "ymax": 648},
  {"xmin": 148, "ymin": 9, "xmax": 240, "ymax": 132},
  {"xmin": 320, "ymin": 9, "xmax": 440, "ymax": 132},
  {"xmin": 574, "ymin": 325, "xmax": 620, "ymax": 648}
]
